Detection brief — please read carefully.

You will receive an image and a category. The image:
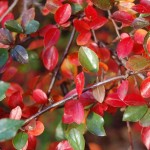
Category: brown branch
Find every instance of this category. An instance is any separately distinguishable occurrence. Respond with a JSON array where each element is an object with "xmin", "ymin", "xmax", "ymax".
[
  {"xmin": 0, "ymin": 0, "xmax": 19, "ymax": 22},
  {"xmin": 24, "ymin": 75, "xmax": 125, "ymax": 125}
]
